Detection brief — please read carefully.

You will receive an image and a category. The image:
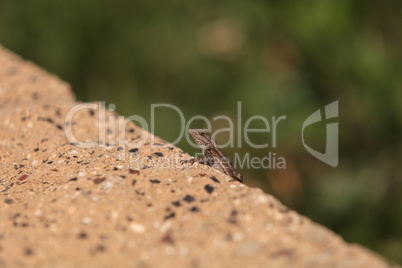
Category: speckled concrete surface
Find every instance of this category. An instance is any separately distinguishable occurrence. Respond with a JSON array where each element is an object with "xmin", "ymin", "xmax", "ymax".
[{"xmin": 0, "ymin": 45, "xmax": 395, "ymax": 268}]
